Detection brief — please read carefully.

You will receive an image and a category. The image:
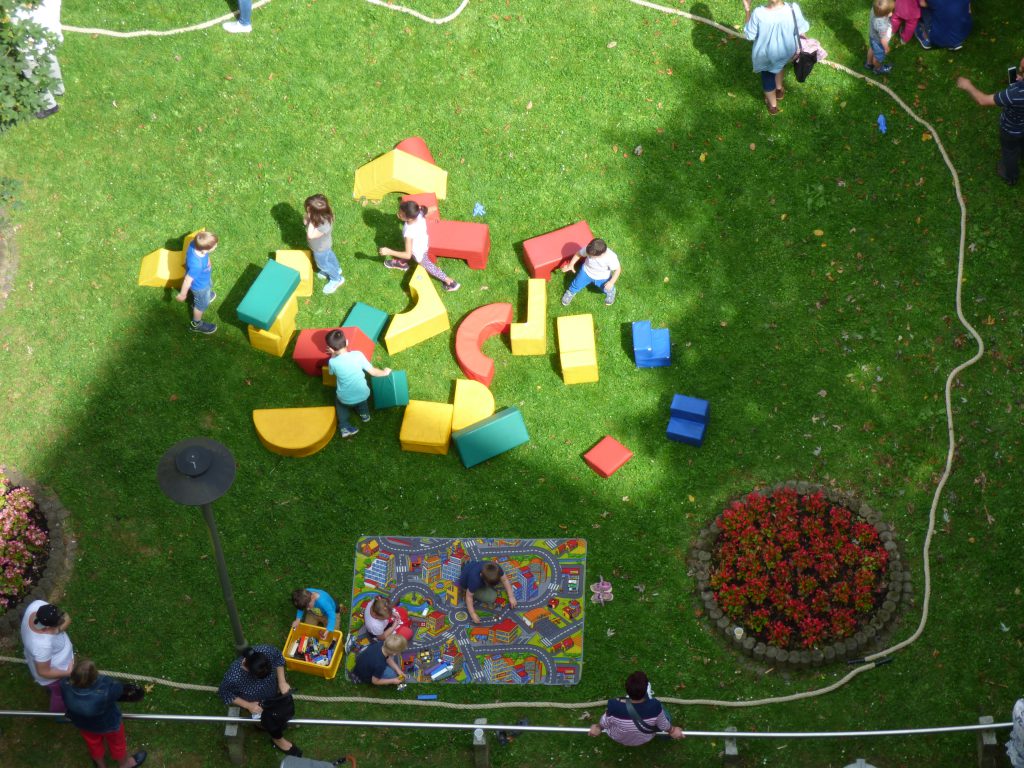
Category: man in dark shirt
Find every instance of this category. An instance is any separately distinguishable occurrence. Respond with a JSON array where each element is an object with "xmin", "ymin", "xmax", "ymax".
[
  {"xmin": 588, "ymin": 670, "xmax": 685, "ymax": 746},
  {"xmin": 957, "ymin": 57, "xmax": 1024, "ymax": 186}
]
